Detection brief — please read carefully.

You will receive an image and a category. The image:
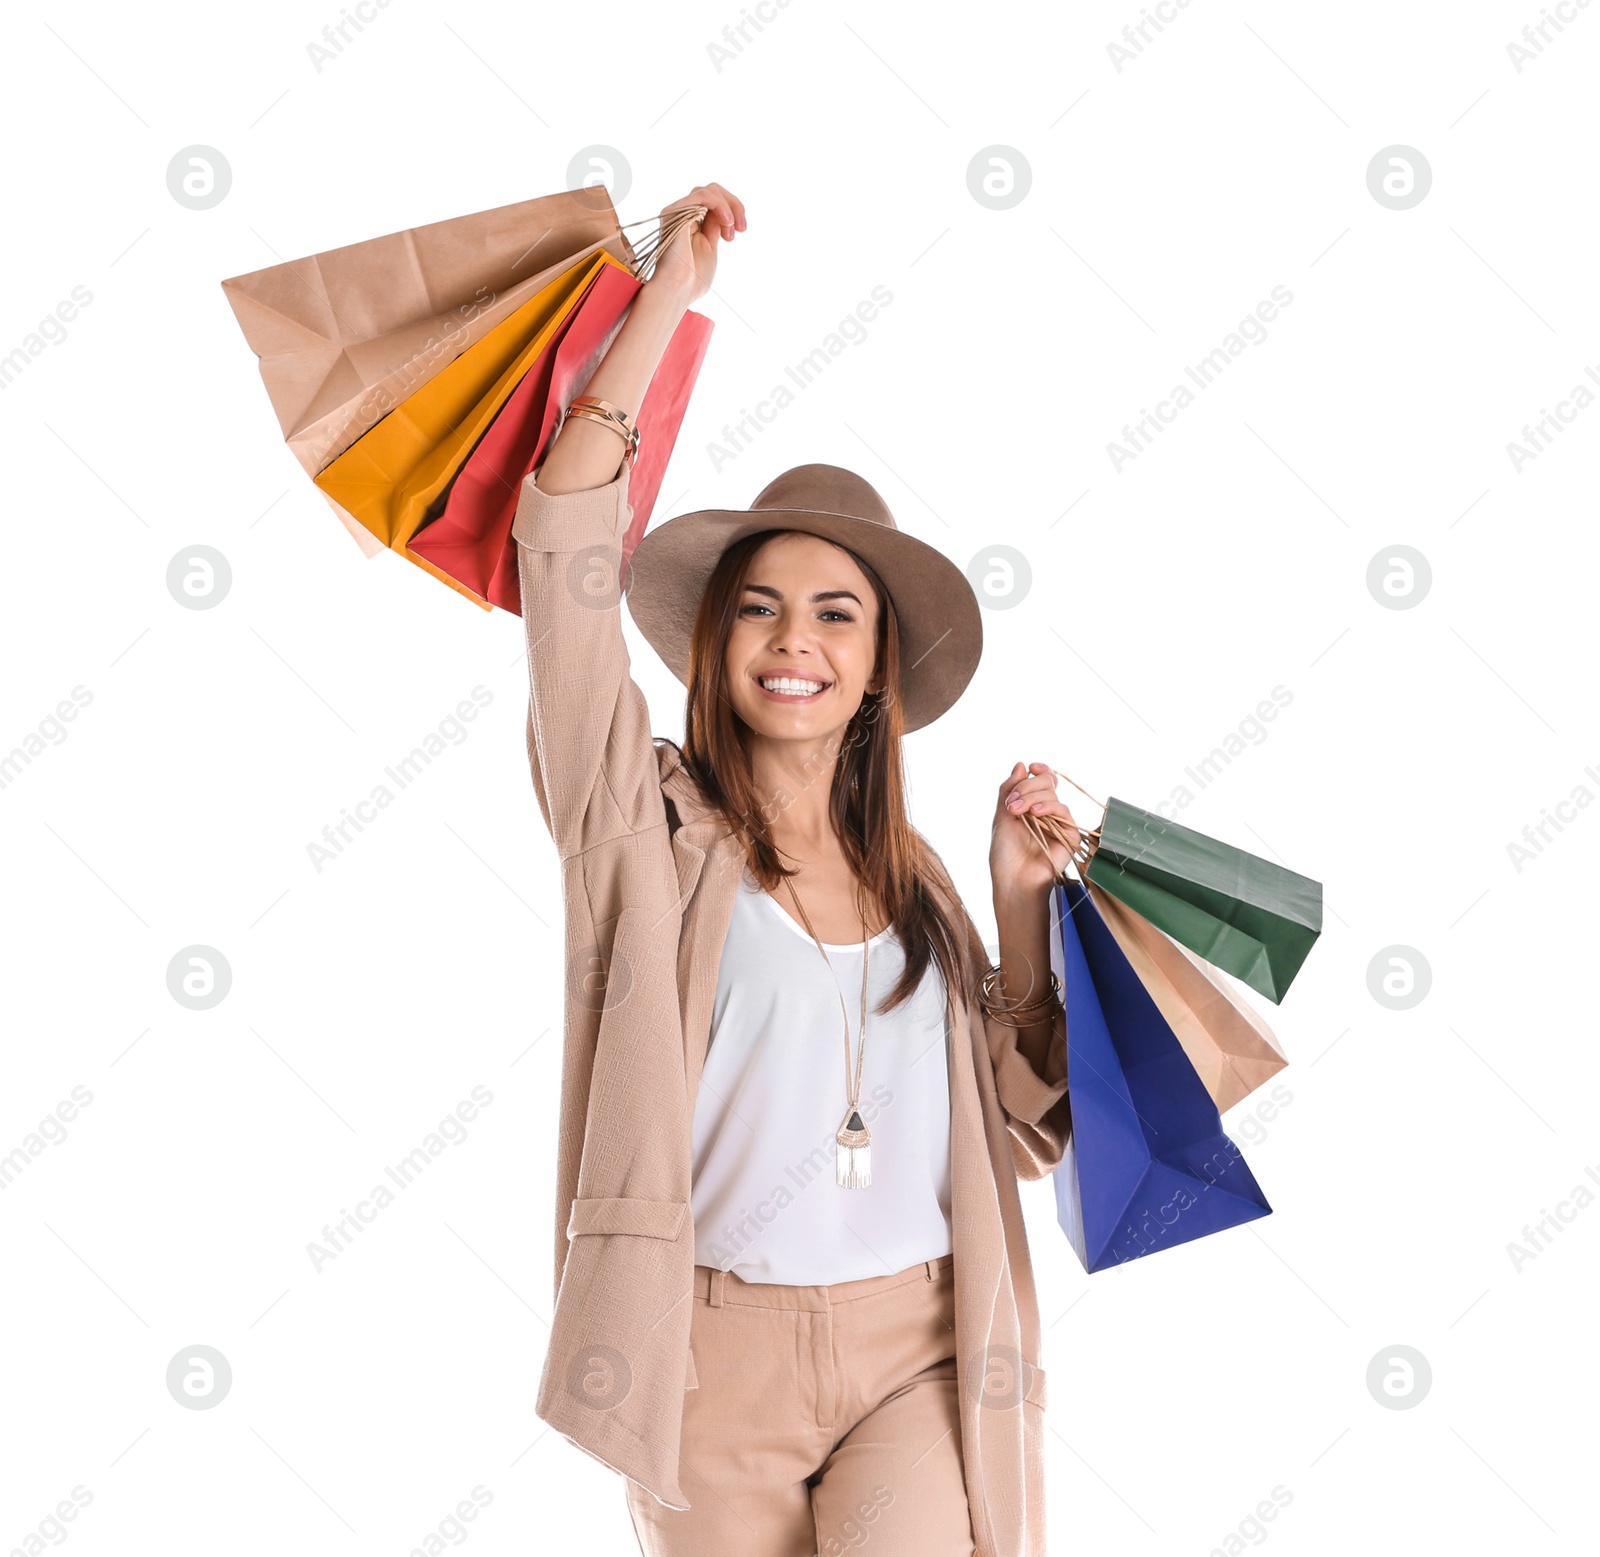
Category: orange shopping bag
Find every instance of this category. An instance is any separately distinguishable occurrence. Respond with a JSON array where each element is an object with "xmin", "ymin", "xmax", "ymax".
[{"xmin": 312, "ymin": 250, "xmax": 609, "ymax": 604}]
